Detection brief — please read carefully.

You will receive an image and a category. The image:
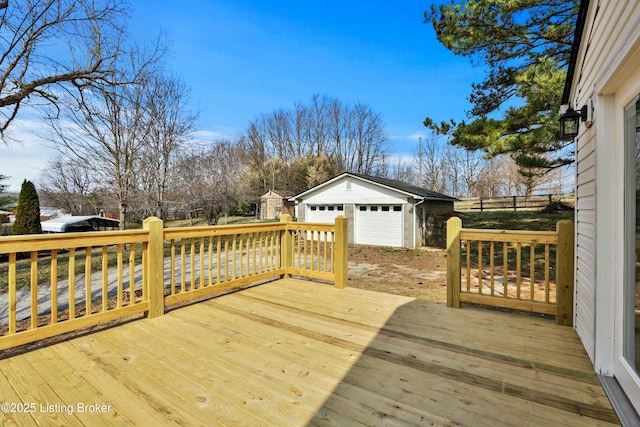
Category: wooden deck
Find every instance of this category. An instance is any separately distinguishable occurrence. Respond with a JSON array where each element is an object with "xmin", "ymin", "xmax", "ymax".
[{"xmin": 0, "ymin": 279, "xmax": 619, "ymax": 426}]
